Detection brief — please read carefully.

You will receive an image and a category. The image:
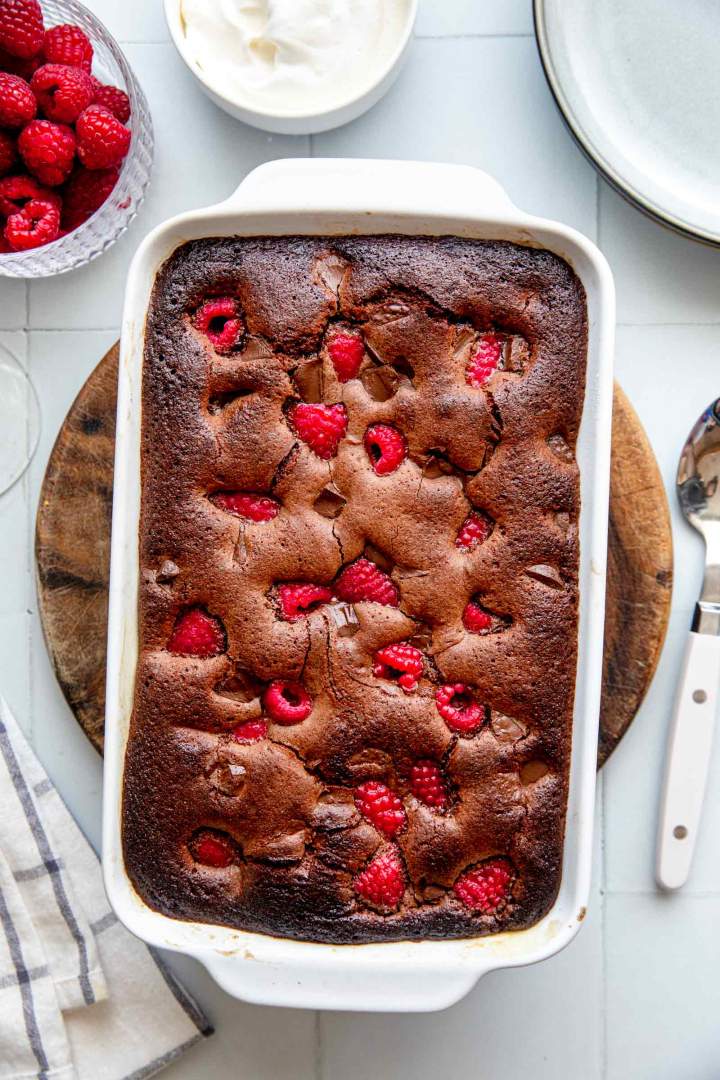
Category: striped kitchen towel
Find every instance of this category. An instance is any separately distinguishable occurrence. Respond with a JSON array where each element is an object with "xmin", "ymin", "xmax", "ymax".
[{"xmin": 0, "ymin": 697, "xmax": 212, "ymax": 1080}]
